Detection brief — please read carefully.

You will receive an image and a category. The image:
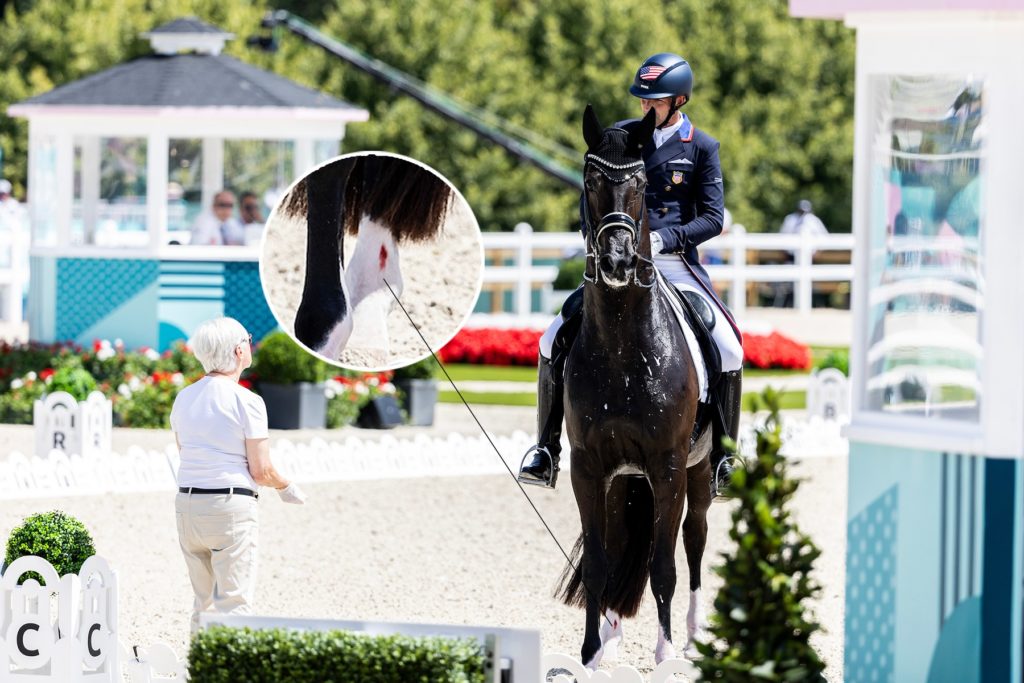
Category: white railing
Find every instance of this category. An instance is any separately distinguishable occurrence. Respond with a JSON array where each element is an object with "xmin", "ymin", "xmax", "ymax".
[
  {"xmin": 481, "ymin": 223, "xmax": 855, "ymax": 316},
  {"xmin": 0, "ymin": 216, "xmax": 30, "ymax": 323}
]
